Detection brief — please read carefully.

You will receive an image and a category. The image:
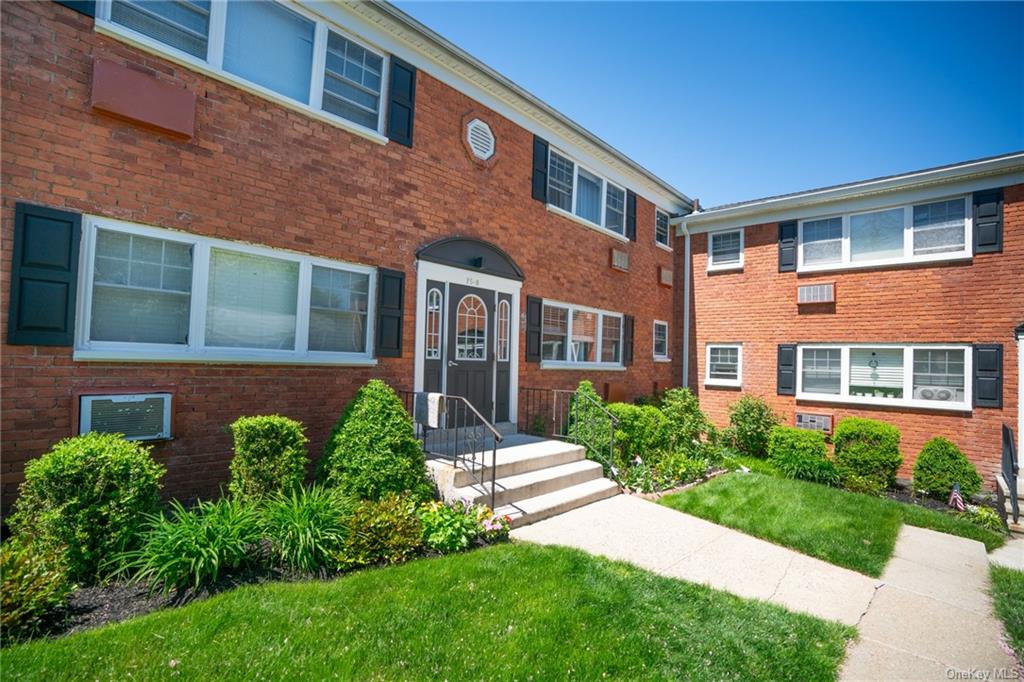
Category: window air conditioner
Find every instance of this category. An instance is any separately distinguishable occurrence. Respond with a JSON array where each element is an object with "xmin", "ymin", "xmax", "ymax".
[{"xmin": 80, "ymin": 393, "xmax": 172, "ymax": 441}]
